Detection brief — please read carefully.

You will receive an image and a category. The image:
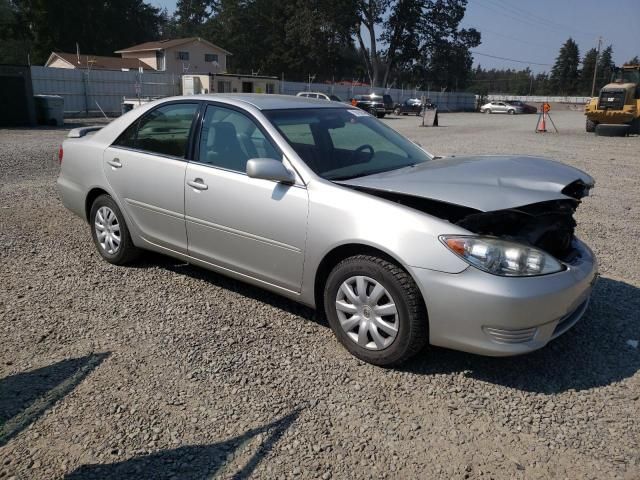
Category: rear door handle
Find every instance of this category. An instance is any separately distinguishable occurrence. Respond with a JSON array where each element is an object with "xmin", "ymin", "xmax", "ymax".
[
  {"xmin": 187, "ymin": 178, "xmax": 208, "ymax": 191},
  {"xmin": 107, "ymin": 158, "xmax": 122, "ymax": 168}
]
